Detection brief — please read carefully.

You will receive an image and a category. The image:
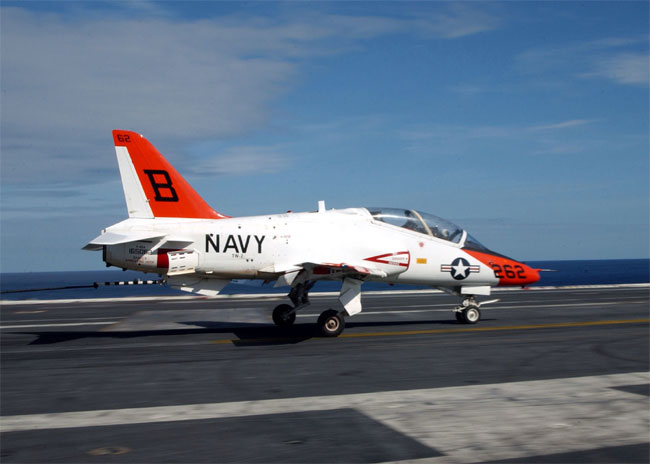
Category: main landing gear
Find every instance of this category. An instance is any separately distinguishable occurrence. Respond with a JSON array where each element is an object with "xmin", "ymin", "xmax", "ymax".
[
  {"xmin": 272, "ymin": 277, "xmax": 362, "ymax": 337},
  {"xmin": 271, "ymin": 295, "xmax": 345, "ymax": 337},
  {"xmin": 272, "ymin": 304, "xmax": 296, "ymax": 327},
  {"xmin": 317, "ymin": 309, "xmax": 345, "ymax": 337}
]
